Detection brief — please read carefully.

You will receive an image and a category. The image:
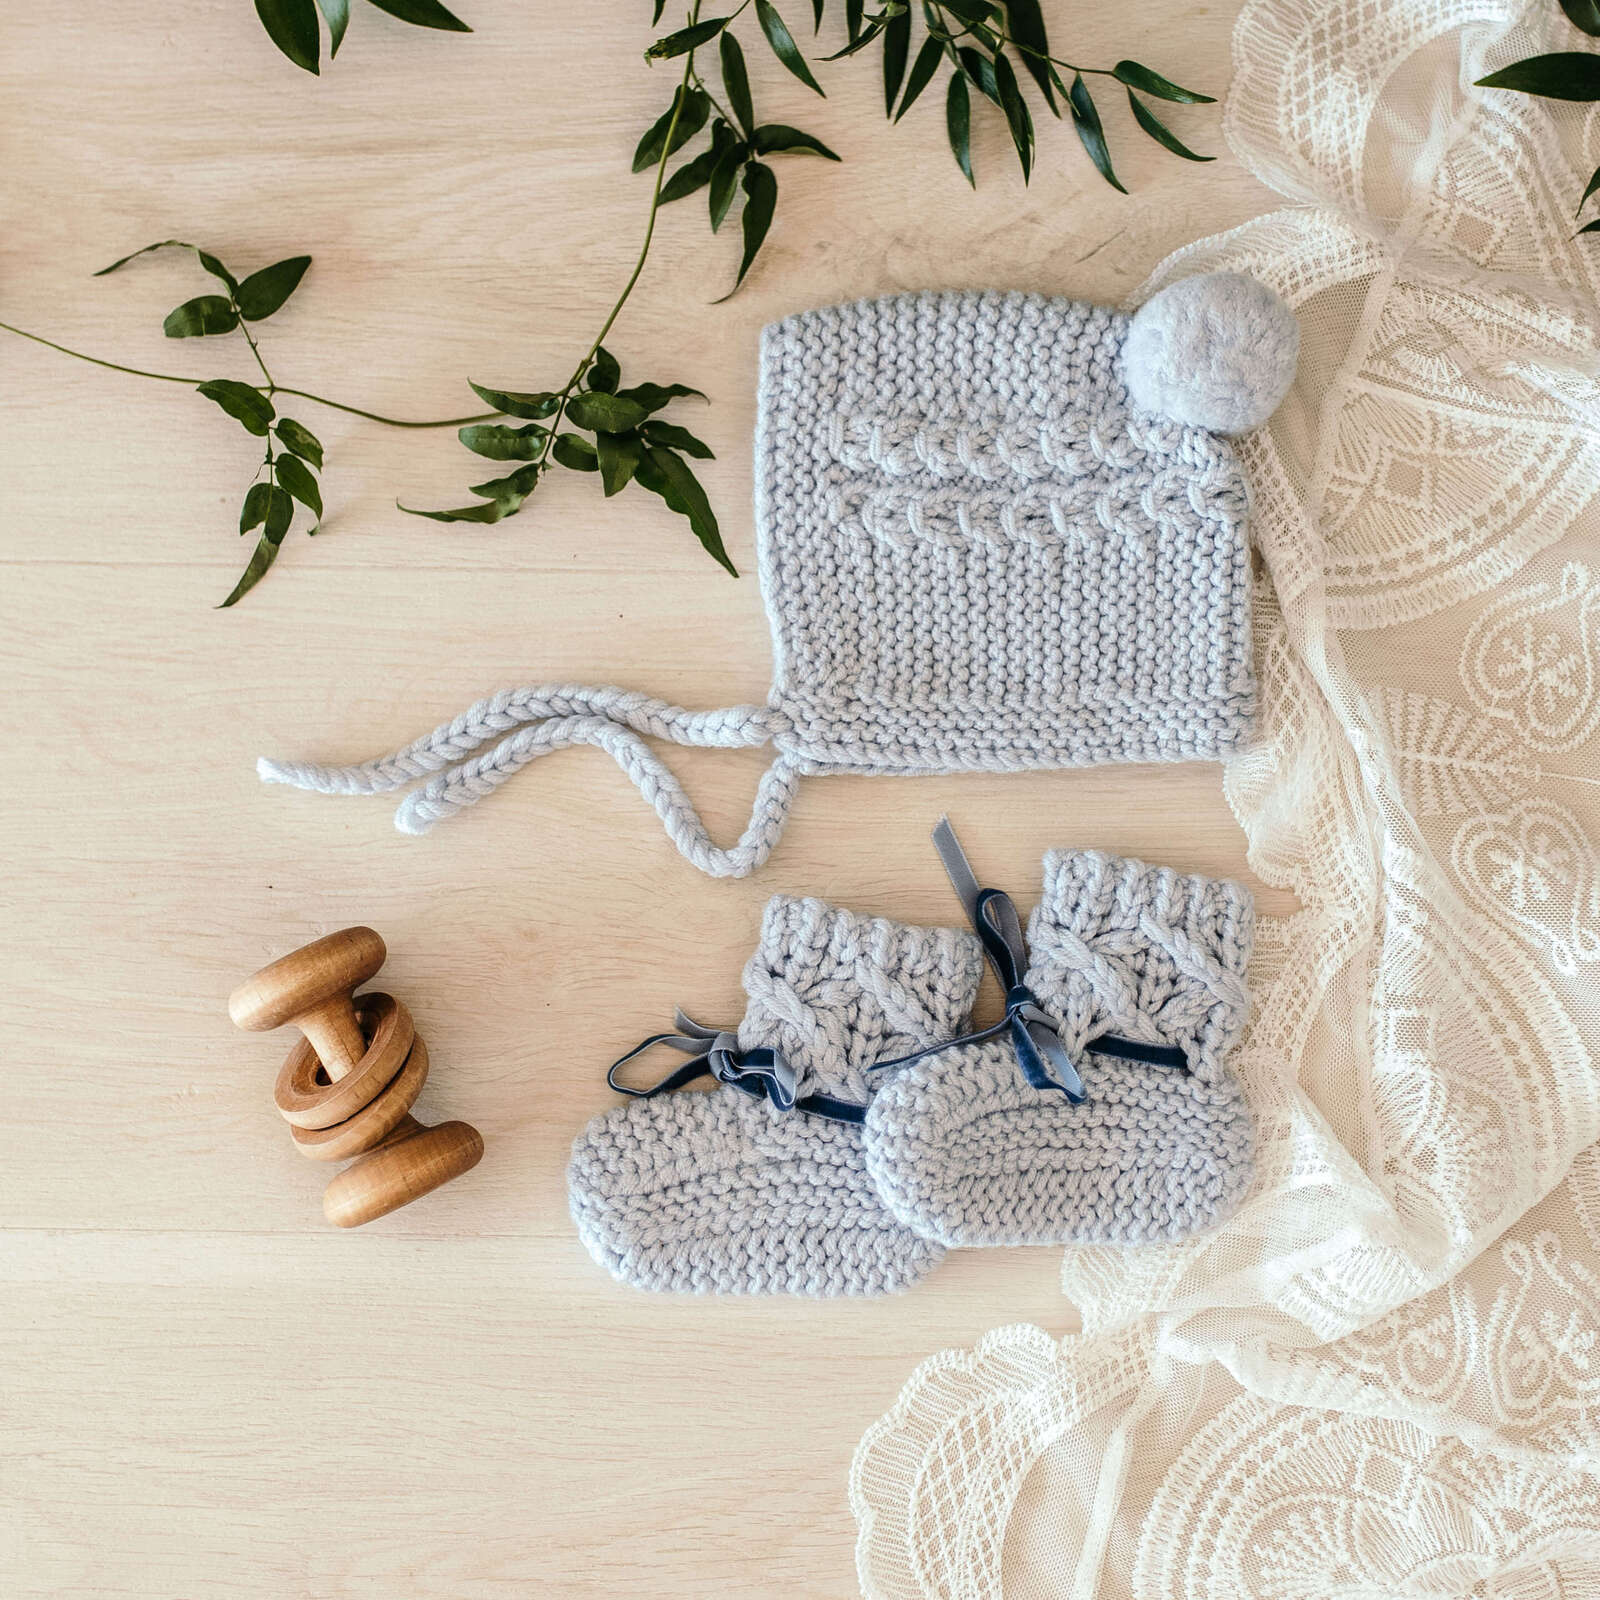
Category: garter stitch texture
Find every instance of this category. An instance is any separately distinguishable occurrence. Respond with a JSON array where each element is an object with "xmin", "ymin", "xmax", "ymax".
[
  {"xmin": 567, "ymin": 897, "xmax": 982, "ymax": 1296},
  {"xmin": 260, "ymin": 272, "xmax": 1296, "ymax": 877},
  {"xmin": 863, "ymin": 851, "xmax": 1255, "ymax": 1248}
]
